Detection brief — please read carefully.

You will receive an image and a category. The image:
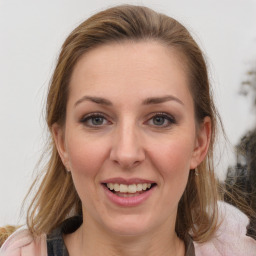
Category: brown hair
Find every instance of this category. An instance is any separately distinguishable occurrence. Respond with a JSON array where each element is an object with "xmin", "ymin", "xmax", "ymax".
[{"xmin": 26, "ymin": 5, "xmax": 221, "ymax": 242}]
